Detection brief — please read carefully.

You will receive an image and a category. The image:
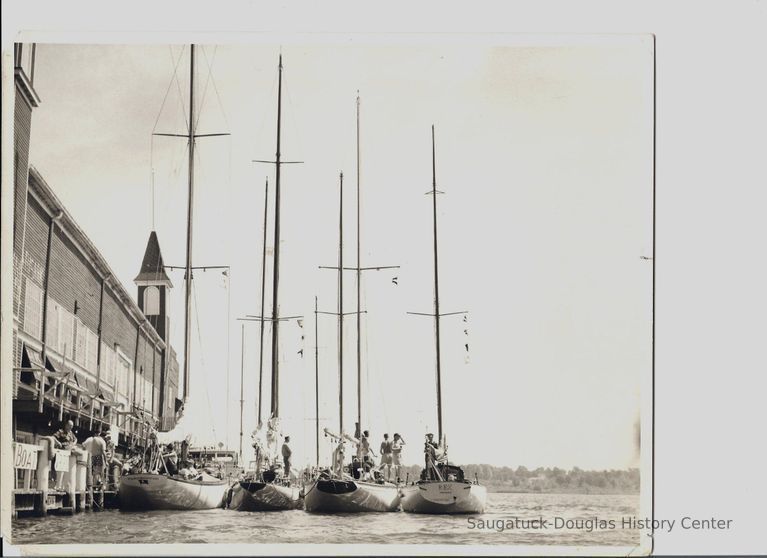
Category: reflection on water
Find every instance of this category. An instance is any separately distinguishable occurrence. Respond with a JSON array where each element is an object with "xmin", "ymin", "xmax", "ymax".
[{"xmin": 12, "ymin": 492, "xmax": 640, "ymax": 546}]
